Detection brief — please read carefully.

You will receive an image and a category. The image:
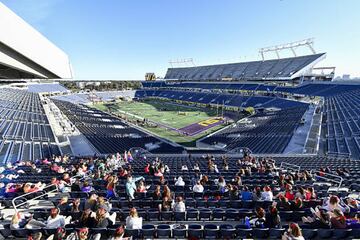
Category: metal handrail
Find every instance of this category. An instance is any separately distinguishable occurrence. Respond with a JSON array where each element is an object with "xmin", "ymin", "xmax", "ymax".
[
  {"xmin": 12, "ymin": 174, "xmax": 83, "ymax": 212},
  {"xmin": 12, "ymin": 183, "xmax": 58, "ymax": 212},
  {"xmin": 280, "ymin": 162, "xmax": 301, "ymax": 172},
  {"xmin": 310, "ymin": 170, "xmax": 343, "ymax": 189}
]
